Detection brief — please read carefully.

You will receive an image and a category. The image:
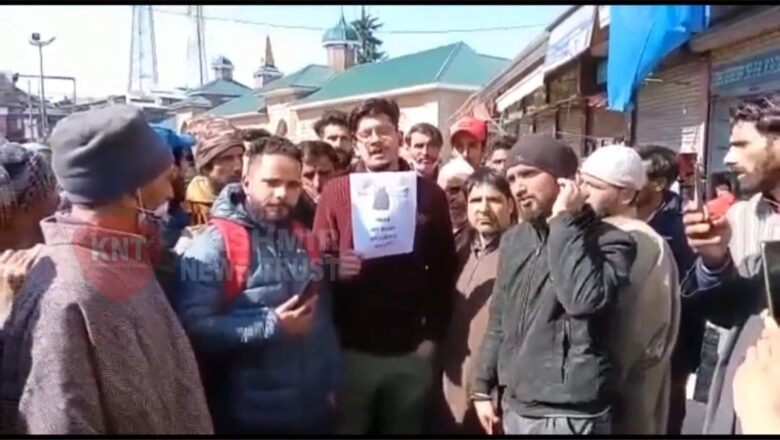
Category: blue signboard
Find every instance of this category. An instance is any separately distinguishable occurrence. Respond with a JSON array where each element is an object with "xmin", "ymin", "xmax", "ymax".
[
  {"xmin": 712, "ymin": 48, "xmax": 780, "ymax": 94},
  {"xmin": 544, "ymin": 5, "xmax": 596, "ymax": 73}
]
